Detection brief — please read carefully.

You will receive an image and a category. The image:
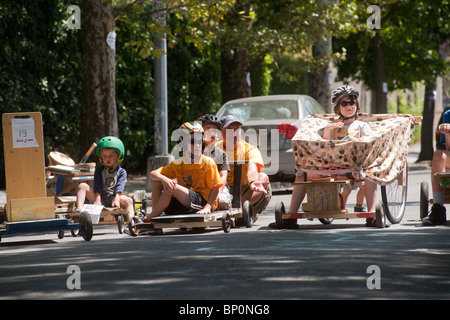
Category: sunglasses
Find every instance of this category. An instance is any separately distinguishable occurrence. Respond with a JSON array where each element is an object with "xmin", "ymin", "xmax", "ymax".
[{"xmin": 340, "ymin": 100, "xmax": 357, "ymax": 107}]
